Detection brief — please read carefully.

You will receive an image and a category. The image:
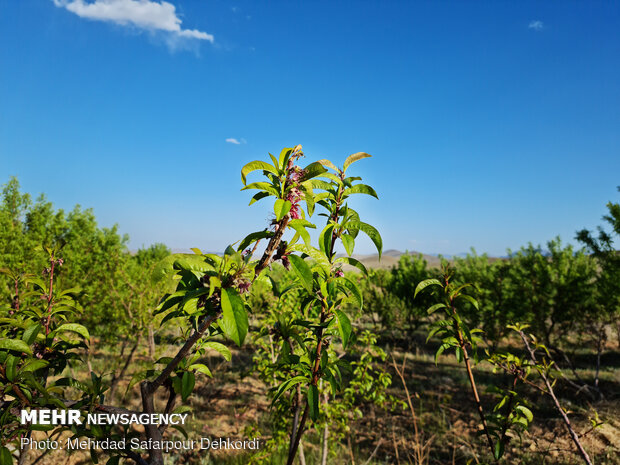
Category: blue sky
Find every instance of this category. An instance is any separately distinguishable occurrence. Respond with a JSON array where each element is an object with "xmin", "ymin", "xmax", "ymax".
[{"xmin": 1, "ymin": 1, "xmax": 619, "ymax": 256}]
